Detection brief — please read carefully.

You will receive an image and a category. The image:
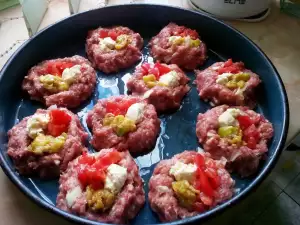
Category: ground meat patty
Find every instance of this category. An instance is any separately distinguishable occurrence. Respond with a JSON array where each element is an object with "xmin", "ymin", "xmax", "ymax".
[
  {"xmin": 22, "ymin": 55, "xmax": 97, "ymax": 108},
  {"xmin": 196, "ymin": 105, "xmax": 274, "ymax": 177},
  {"xmin": 7, "ymin": 107, "xmax": 88, "ymax": 179},
  {"xmin": 148, "ymin": 151, "xmax": 235, "ymax": 222},
  {"xmin": 56, "ymin": 149, "xmax": 145, "ymax": 224},
  {"xmin": 149, "ymin": 23, "xmax": 207, "ymax": 70},
  {"xmin": 86, "ymin": 95, "xmax": 160, "ymax": 154},
  {"xmin": 126, "ymin": 63, "xmax": 190, "ymax": 112},
  {"xmin": 195, "ymin": 59, "xmax": 261, "ymax": 108},
  {"xmin": 86, "ymin": 26, "xmax": 143, "ymax": 73}
]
